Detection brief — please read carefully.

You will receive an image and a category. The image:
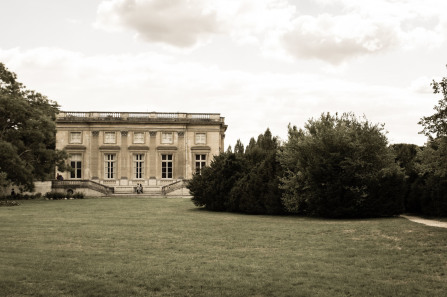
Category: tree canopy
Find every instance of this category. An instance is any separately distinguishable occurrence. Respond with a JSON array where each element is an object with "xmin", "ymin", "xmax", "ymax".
[
  {"xmin": 278, "ymin": 113, "xmax": 404, "ymax": 218},
  {"xmin": 0, "ymin": 62, "xmax": 67, "ymax": 191},
  {"xmin": 419, "ymin": 65, "xmax": 447, "ymax": 138}
]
